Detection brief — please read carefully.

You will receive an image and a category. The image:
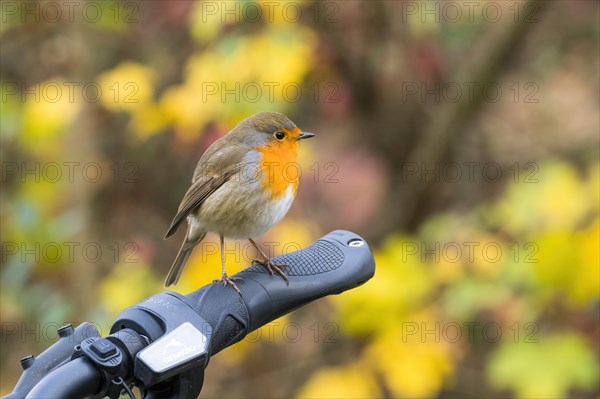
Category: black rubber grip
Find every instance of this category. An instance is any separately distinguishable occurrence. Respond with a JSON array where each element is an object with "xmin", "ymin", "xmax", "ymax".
[
  {"xmin": 185, "ymin": 230, "xmax": 375, "ymax": 355},
  {"xmin": 24, "ymin": 357, "xmax": 102, "ymax": 399}
]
